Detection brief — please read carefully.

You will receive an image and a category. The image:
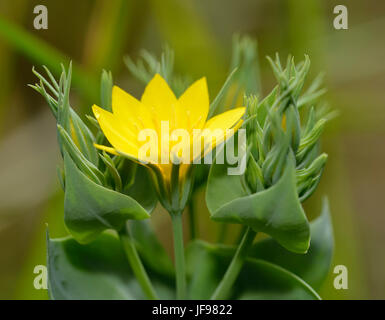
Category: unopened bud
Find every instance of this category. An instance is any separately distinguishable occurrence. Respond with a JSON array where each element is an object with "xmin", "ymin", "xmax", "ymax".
[
  {"xmin": 297, "ymin": 153, "xmax": 328, "ymax": 199},
  {"xmin": 285, "ymin": 105, "xmax": 301, "ymax": 153},
  {"xmin": 297, "ymin": 118, "xmax": 326, "ymax": 163},
  {"xmin": 246, "ymin": 154, "xmax": 264, "ymax": 193},
  {"xmin": 57, "ymin": 125, "xmax": 103, "ymax": 184}
]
